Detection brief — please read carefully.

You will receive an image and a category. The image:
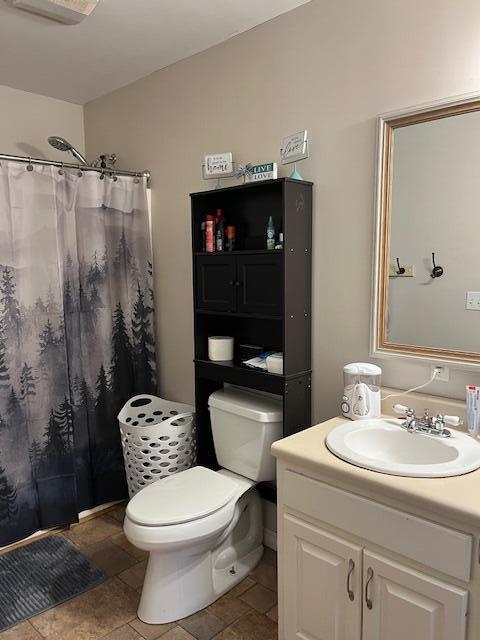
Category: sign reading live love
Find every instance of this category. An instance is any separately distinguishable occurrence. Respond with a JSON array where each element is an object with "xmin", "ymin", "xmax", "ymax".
[{"xmin": 246, "ymin": 162, "xmax": 278, "ymax": 182}]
